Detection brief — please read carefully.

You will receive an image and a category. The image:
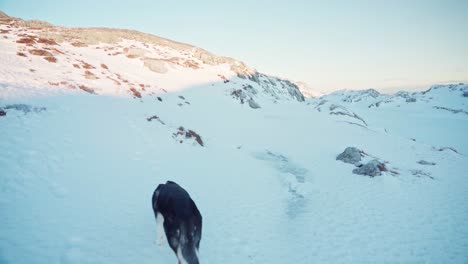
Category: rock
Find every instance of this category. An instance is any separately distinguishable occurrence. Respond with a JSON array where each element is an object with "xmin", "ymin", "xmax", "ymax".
[
  {"xmin": 336, "ymin": 147, "xmax": 362, "ymax": 165},
  {"xmin": 173, "ymin": 127, "xmax": 204, "ymax": 147},
  {"xmin": 417, "ymin": 160, "xmax": 436, "ymax": 166},
  {"xmin": 0, "ymin": 109, "xmax": 6, "ymax": 116},
  {"xmin": 248, "ymin": 98, "xmax": 261, "ymax": 109},
  {"xmin": 406, "ymin": 97, "xmax": 416, "ymax": 102},
  {"xmin": 352, "ymin": 159, "xmax": 386, "ymax": 177},
  {"xmin": 124, "ymin": 47, "xmax": 146, "ymax": 58},
  {"xmin": 463, "ymin": 91, "xmax": 468, "ymax": 97},
  {"xmin": 143, "ymin": 58, "xmax": 168, "ymax": 74}
]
